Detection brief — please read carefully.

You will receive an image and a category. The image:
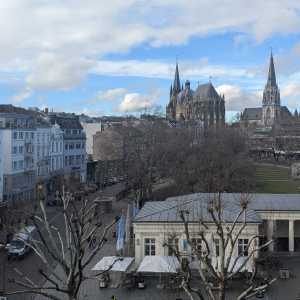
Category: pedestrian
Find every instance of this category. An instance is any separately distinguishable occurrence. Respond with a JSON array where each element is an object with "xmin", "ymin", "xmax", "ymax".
[{"xmin": 111, "ymin": 295, "xmax": 117, "ymax": 300}]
